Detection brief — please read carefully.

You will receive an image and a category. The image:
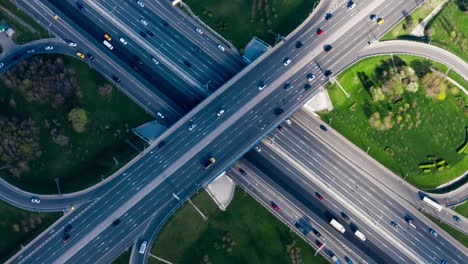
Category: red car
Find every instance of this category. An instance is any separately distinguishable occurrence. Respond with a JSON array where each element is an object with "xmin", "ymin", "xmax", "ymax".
[
  {"xmin": 315, "ymin": 192, "xmax": 324, "ymax": 200},
  {"xmin": 271, "ymin": 202, "xmax": 280, "ymax": 211},
  {"xmin": 63, "ymin": 233, "xmax": 71, "ymax": 243},
  {"xmin": 316, "ymin": 240, "xmax": 324, "ymax": 248},
  {"xmin": 316, "ymin": 28, "xmax": 324, "ymax": 36}
]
